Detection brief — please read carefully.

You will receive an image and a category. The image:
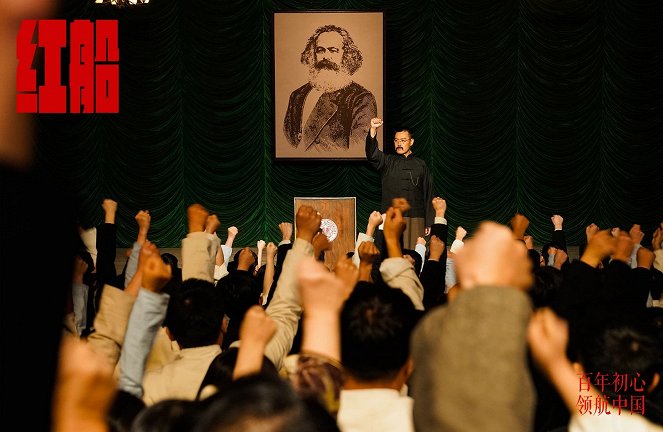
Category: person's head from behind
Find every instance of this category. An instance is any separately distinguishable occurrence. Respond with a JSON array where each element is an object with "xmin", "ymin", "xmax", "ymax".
[
  {"xmin": 217, "ymin": 271, "xmax": 261, "ymax": 322},
  {"xmin": 131, "ymin": 398, "xmax": 202, "ymax": 432},
  {"xmin": 393, "ymin": 127, "xmax": 413, "ymax": 157},
  {"xmin": 164, "ymin": 278, "xmax": 224, "ymax": 349},
  {"xmin": 161, "ymin": 252, "xmax": 182, "ymax": 283},
  {"xmin": 215, "ymin": 272, "xmax": 262, "ymax": 350},
  {"xmin": 402, "ymin": 248, "xmax": 423, "ymax": 276},
  {"xmin": 578, "ymin": 322, "xmax": 663, "ymax": 397},
  {"xmin": 193, "ymin": 374, "xmax": 339, "ymax": 432},
  {"xmin": 527, "ymin": 248, "xmax": 541, "ymax": 272},
  {"xmin": 227, "ymin": 247, "xmax": 258, "ymax": 275},
  {"xmin": 529, "ymin": 265, "xmax": 563, "ymax": 309},
  {"xmin": 107, "ymin": 390, "xmax": 145, "ymax": 432},
  {"xmin": 340, "ymin": 281, "xmax": 418, "ymax": 388}
]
